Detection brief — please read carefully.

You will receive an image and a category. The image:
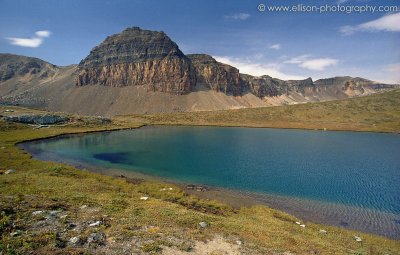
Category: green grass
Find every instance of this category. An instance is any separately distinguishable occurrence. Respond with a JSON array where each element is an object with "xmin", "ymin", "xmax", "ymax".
[{"xmin": 1, "ymin": 92, "xmax": 400, "ymax": 254}]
